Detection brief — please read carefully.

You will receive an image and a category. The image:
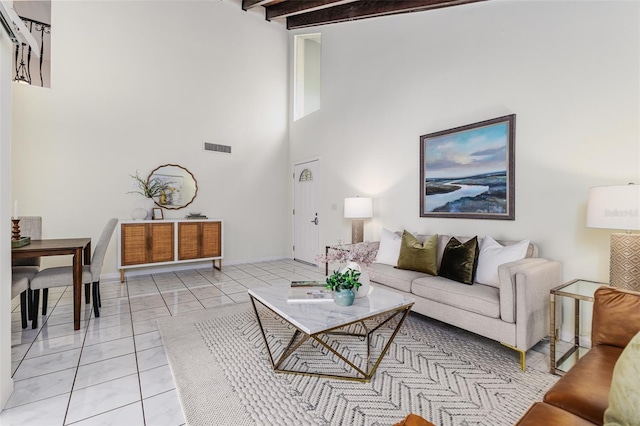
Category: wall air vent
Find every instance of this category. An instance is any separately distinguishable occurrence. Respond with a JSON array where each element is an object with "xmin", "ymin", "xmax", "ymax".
[{"xmin": 203, "ymin": 142, "xmax": 232, "ymax": 154}]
